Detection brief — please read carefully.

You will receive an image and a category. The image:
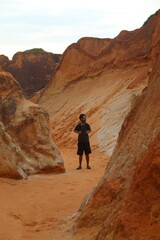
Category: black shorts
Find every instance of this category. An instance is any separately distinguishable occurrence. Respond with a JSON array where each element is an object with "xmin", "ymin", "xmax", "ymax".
[{"xmin": 77, "ymin": 142, "xmax": 91, "ymax": 155}]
